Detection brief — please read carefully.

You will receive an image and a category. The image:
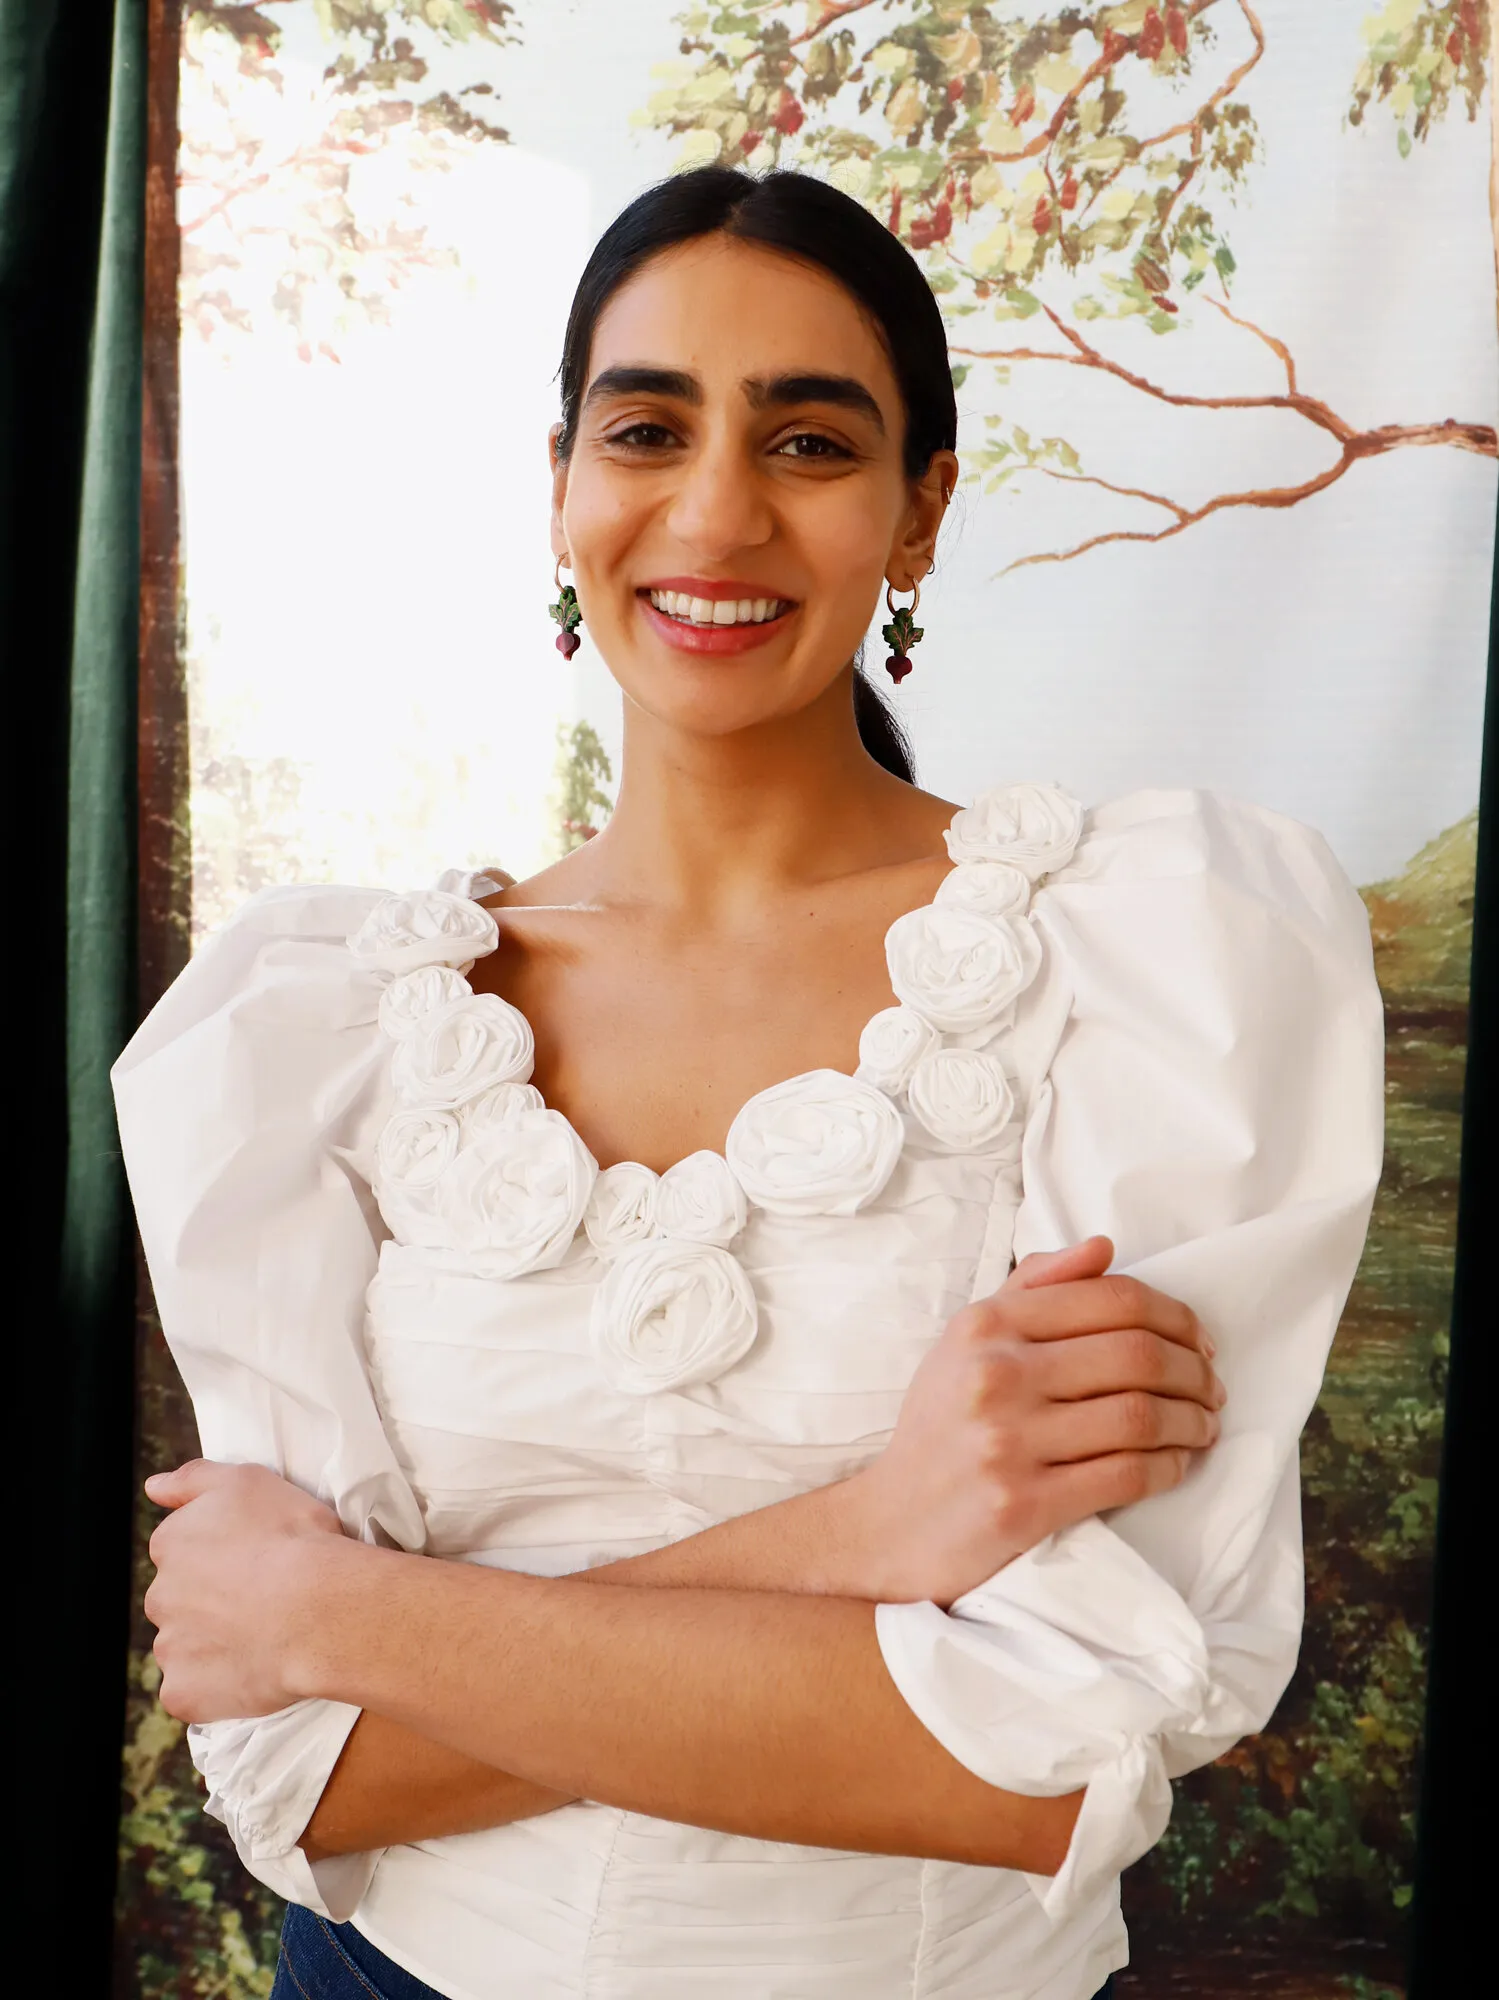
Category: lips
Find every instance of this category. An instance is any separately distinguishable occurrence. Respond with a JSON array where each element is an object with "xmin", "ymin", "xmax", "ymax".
[
  {"xmin": 637, "ymin": 578, "xmax": 798, "ymax": 657},
  {"xmin": 648, "ymin": 587, "xmax": 793, "ymax": 629}
]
